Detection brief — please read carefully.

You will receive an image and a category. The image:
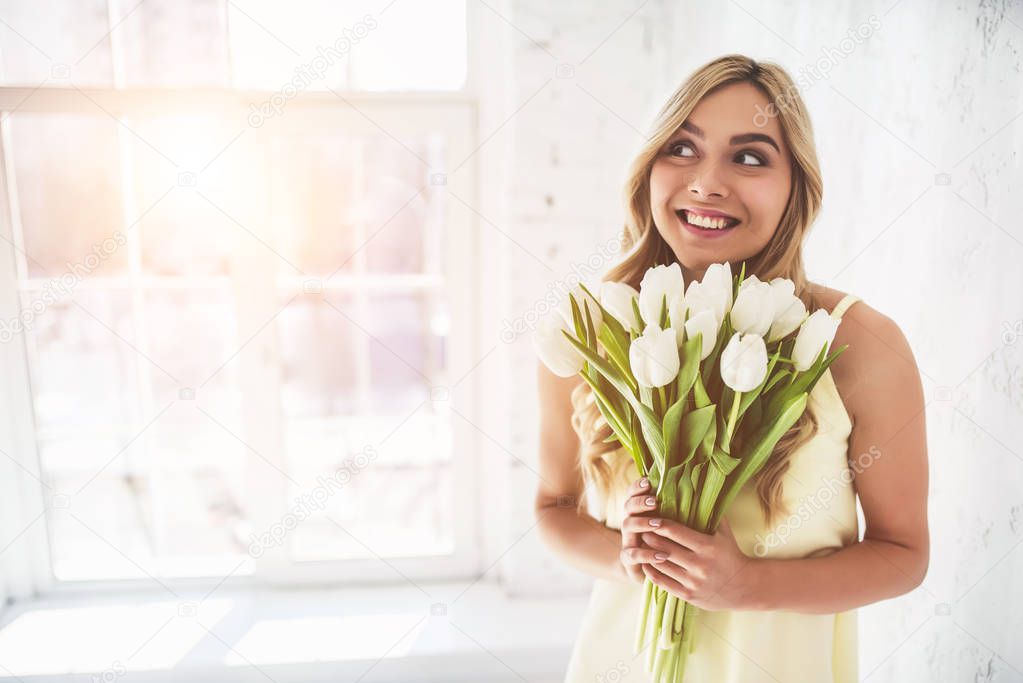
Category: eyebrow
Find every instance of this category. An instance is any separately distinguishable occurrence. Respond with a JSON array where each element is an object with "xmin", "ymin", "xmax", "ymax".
[{"xmin": 678, "ymin": 120, "xmax": 781, "ymax": 154}]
